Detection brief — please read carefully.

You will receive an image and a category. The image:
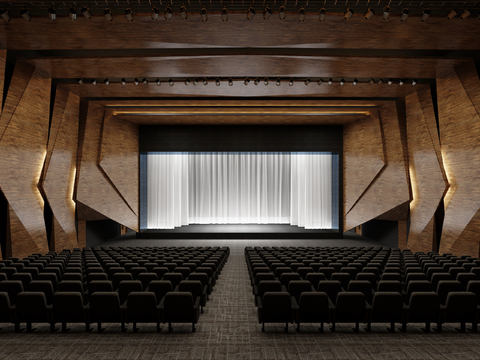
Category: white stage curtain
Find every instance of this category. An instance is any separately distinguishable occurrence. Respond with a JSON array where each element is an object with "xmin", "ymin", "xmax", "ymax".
[{"xmin": 147, "ymin": 152, "xmax": 332, "ymax": 229}]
